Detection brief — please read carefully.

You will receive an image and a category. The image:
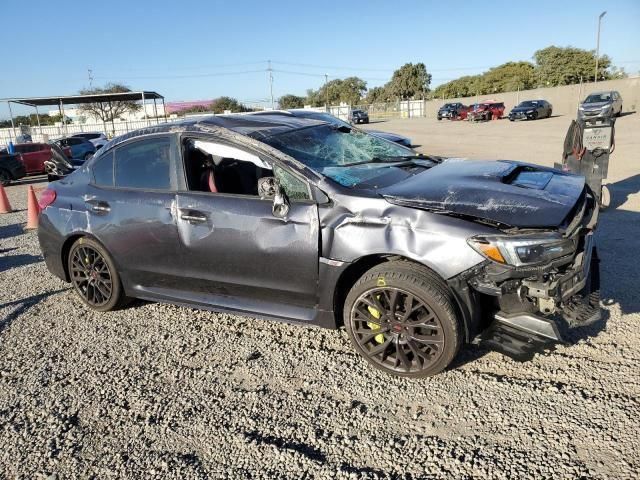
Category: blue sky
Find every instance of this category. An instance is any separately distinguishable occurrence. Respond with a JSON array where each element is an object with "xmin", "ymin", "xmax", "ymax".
[{"xmin": 1, "ymin": 0, "xmax": 639, "ymax": 118}]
